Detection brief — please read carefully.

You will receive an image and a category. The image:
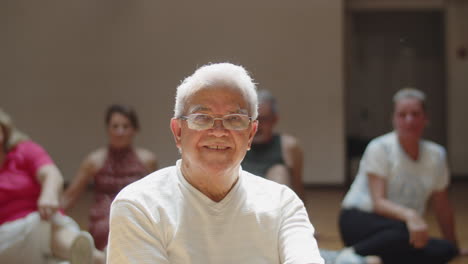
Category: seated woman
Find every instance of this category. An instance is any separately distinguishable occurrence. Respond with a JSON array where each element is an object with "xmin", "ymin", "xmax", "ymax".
[
  {"xmin": 0, "ymin": 109, "xmax": 105, "ymax": 264},
  {"xmin": 338, "ymin": 88, "xmax": 467, "ymax": 264},
  {"xmin": 62, "ymin": 104, "xmax": 157, "ymax": 250}
]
